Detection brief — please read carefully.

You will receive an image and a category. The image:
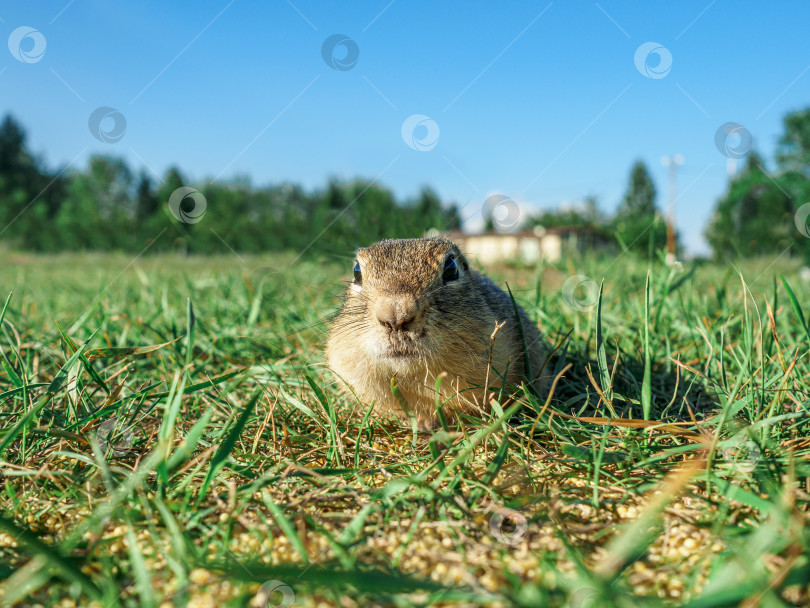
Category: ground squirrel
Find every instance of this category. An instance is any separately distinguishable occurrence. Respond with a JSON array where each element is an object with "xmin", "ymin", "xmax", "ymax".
[{"xmin": 326, "ymin": 237, "xmax": 549, "ymax": 429}]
